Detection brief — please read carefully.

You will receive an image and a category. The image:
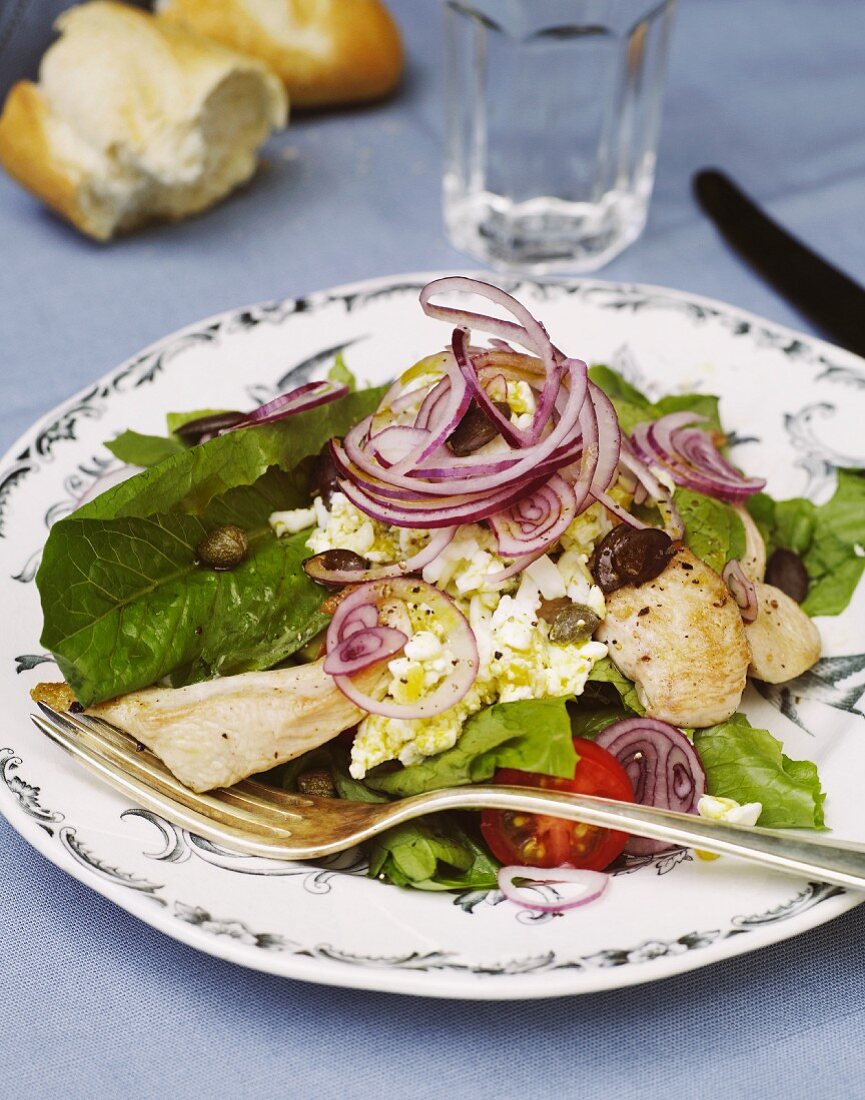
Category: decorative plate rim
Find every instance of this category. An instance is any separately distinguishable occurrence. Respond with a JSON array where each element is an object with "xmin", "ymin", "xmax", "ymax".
[{"xmin": 1, "ymin": 269, "xmax": 862, "ymax": 1000}]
